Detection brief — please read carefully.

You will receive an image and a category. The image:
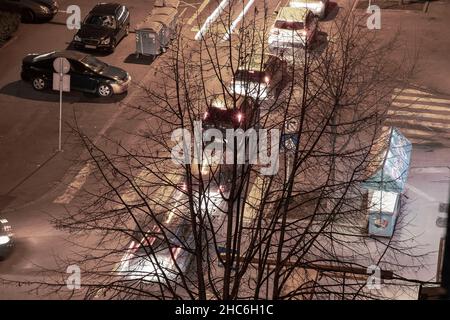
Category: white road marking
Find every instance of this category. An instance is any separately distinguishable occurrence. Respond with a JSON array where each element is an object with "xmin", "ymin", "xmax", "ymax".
[
  {"xmin": 179, "ymin": 7, "xmax": 188, "ymax": 18},
  {"xmin": 393, "ymin": 96, "xmax": 450, "ymax": 105},
  {"xmin": 391, "ymin": 101, "xmax": 450, "ymax": 112},
  {"xmin": 195, "ymin": 0, "xmax": 230, "ymax": 40},
  {"xmin": 393, "ymin": 88, "xmax": 433, "ymax": 96},
  {"xmin": 388, "ymin": 110, "xmax": 450, "ymax": 121},
  {"xmin": 388, "ymin": 87, "xmax": 450, "ymax": 144},
  {"xmin": 187, "ymin": 0, "xmax": 210, "ymax": 25},
  {"xmin": 53, "ymin": 163, "xmax": 93, "ymax": 204},
  {"xmin": 222, "ymin": 0, "xmax": 256, "ymax": 41}
]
